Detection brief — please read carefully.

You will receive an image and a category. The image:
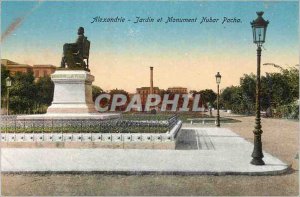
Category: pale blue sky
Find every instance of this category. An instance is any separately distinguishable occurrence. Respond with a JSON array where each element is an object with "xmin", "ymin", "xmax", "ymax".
[
  {"xmin": 2, "ymin": 1, "xmax": 299, "ymax": 54},
  {"xmin": 1, "ymin": 1, "xmax": 299, "ymax": 92}
]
